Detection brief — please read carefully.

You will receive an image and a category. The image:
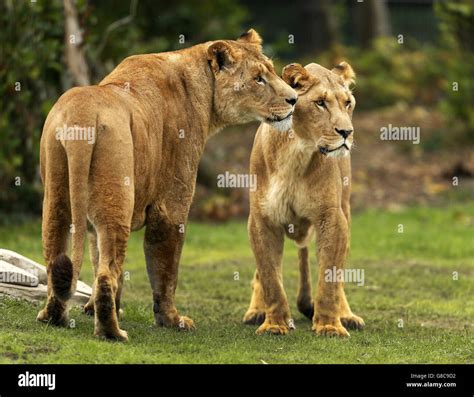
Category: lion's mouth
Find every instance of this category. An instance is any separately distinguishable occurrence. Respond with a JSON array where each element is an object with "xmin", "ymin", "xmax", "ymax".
[
  {"xmin": 319, "ymin": 143, "xmax": 350, "ymax": 155},
  {"xmin": 266, "ymin": 111, "xmax": 293, "ymax": 123}
]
